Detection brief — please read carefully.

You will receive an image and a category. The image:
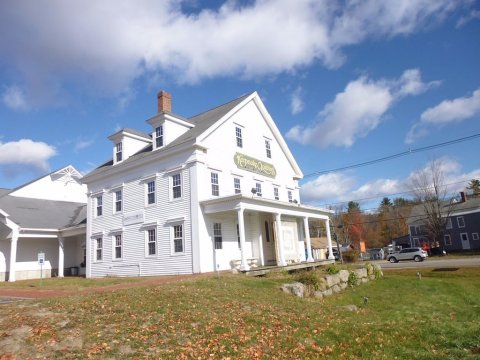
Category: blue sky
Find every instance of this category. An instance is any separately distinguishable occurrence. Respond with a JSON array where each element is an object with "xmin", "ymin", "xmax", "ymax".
[{"xmin": 1, "ymin": 0, "xmax": 479, "ymax": 211}]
